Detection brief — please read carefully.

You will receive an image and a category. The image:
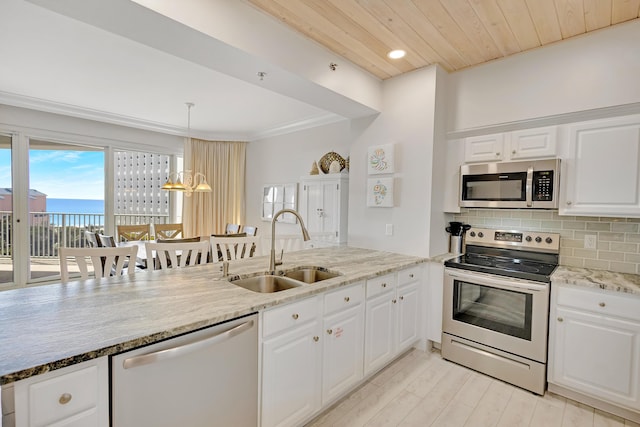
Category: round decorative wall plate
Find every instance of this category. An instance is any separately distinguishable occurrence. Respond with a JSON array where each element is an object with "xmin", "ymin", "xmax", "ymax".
[{"xmin": 319, "ymin": 151, "xmax": 346, "ymax": 174}]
